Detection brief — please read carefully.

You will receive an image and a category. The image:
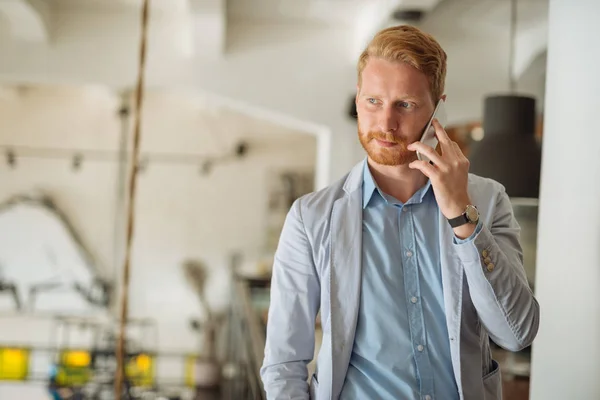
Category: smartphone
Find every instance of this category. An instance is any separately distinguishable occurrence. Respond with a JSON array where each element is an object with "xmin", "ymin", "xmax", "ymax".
[{"xmin": 417, "ymin": 99, "xmax": 448, "ymax": 163}]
